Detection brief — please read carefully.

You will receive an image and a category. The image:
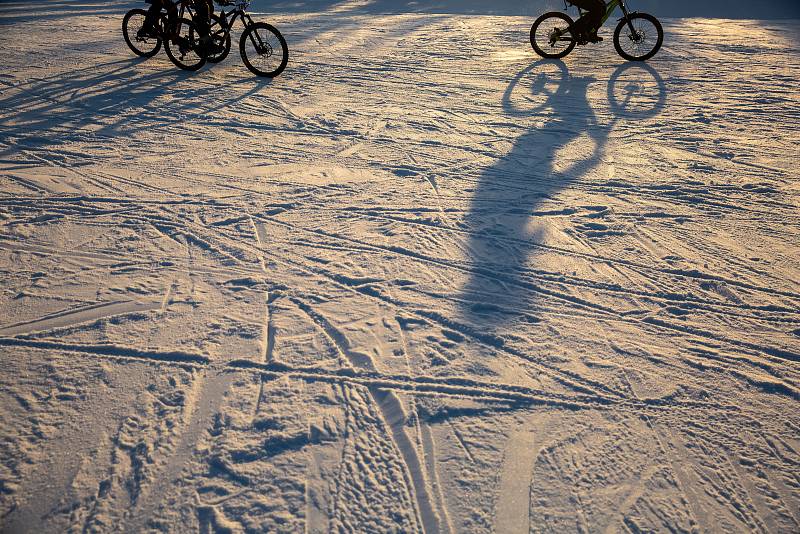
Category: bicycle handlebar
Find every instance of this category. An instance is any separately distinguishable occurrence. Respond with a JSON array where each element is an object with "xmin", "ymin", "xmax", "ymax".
[{"xmin": 214, "ymin": 0, "xmax": 250, "ymax": 8}]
